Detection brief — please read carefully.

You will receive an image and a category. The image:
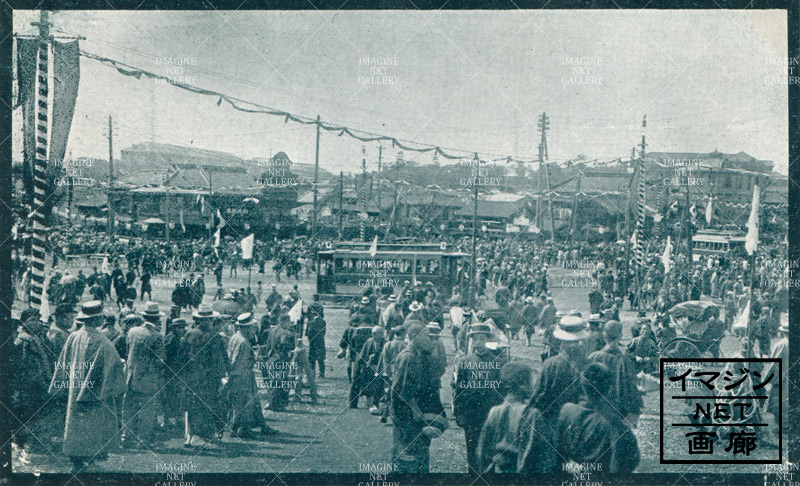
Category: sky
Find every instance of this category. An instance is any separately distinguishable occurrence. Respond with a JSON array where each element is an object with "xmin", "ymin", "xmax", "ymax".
[{"xmin": 13, "ymin": 10, "xmax": 789, "ymax": 175}]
